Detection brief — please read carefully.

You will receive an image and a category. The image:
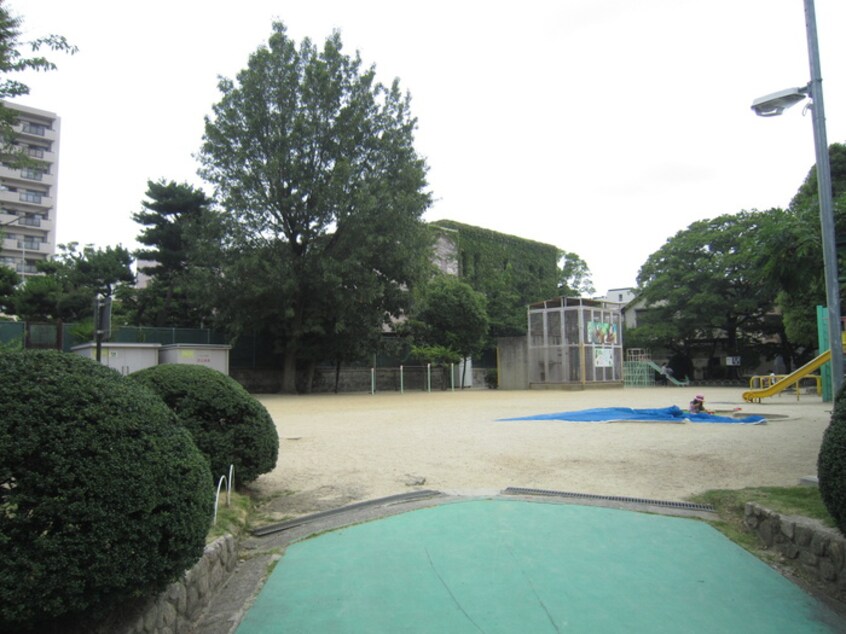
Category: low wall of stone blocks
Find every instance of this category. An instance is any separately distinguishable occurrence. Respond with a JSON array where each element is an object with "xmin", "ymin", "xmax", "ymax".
[
  {"xmin": 745, "ymin": 502, "xmax": 846, "ymax": 592},
  {"xmin": 110, "ymin": 535, "xmax": 238, "ymax": 634}
]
